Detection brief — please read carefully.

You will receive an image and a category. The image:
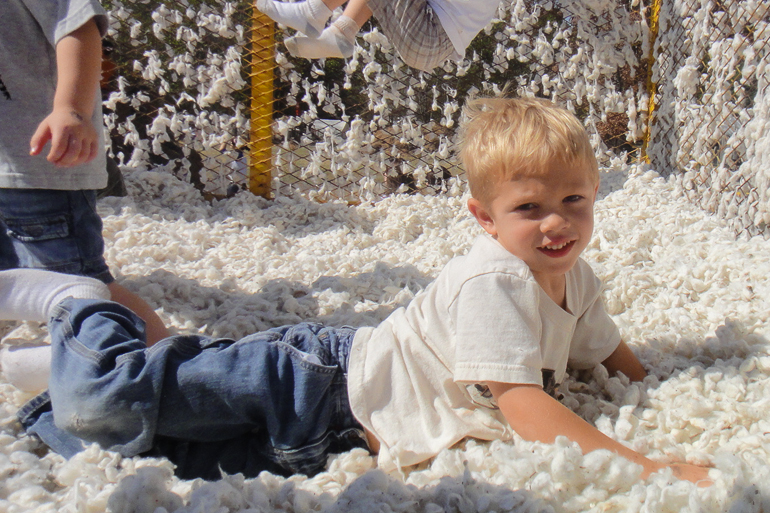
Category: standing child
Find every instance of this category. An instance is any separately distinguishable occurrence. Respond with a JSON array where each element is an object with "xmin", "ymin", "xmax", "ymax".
[
  {"xmin": 0, "ymin": 0, "xmax": 168, "ymax": 368},
  {"xmin": 256, "ymin": 0, "xmax": 501, "ymax": 71},
  {"xmin": 4, "ymin": 97, "xmax": 711, "ymax": 485}
]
